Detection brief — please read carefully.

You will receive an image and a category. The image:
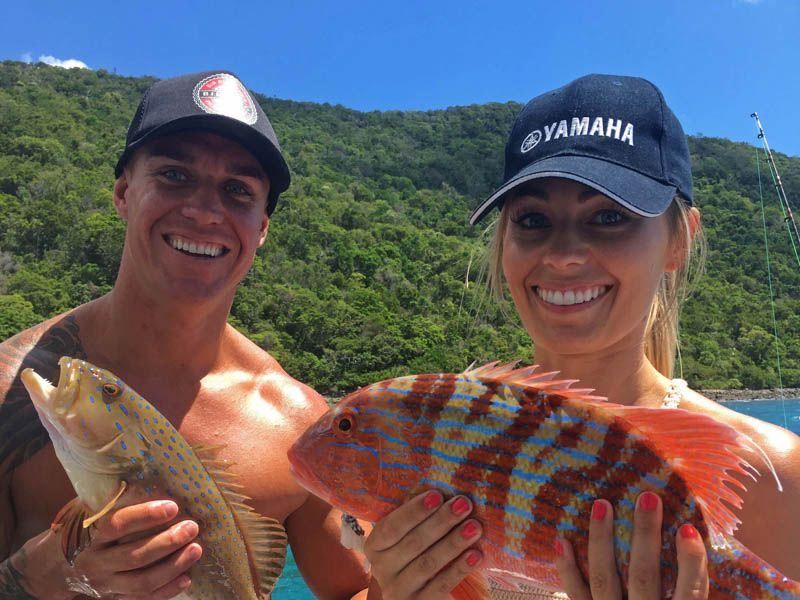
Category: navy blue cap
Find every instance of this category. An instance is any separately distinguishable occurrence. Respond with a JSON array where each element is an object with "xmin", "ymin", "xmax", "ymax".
[
  {"xmin": 470, "ymin": 74, "xmax": 692, "ymax": 224},
  {"xmin": 115, "ymin": 71, "xmax": 290, "ymax": 215}
]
